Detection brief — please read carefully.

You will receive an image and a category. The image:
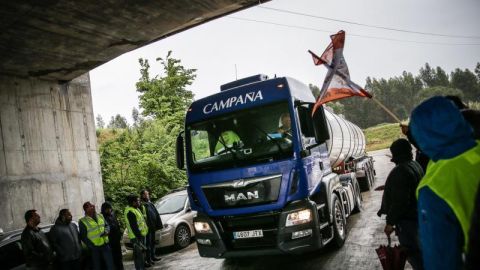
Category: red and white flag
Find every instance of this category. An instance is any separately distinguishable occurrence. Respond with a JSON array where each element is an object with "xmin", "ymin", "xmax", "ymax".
[{"xmin": 309, "ymin": 30, "xmax": 372, "ymax": 114}]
